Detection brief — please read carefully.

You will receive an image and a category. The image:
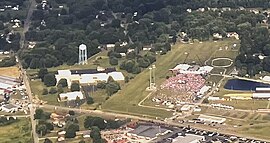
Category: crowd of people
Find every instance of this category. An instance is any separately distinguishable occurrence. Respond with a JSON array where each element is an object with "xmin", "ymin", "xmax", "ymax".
[{"xmin": 154, "ymin": 74, "xmax": 206, "ymax": 104}]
